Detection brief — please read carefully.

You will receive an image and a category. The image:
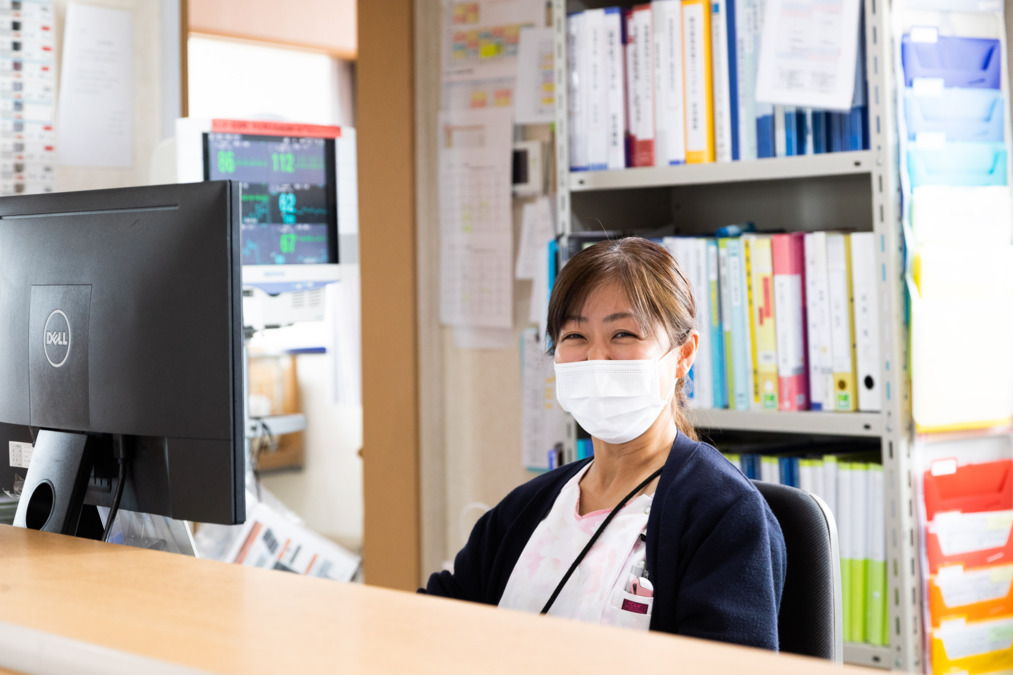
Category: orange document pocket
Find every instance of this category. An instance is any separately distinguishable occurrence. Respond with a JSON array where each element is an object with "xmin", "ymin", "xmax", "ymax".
[
  {"xmin": 924, "ymin": 459, "xmax": 1013, "ymax": 521},
  {"xmin": 930, "ymin": 617, "xmax": 1013, "ymax": 675},
  {"xmin": 929, "ymin": 565, "xmax": 1013, "ymax": 628},
  {"xmin": 926, "ymin": 511, "xmax": 1013, "ymax": 575}
]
